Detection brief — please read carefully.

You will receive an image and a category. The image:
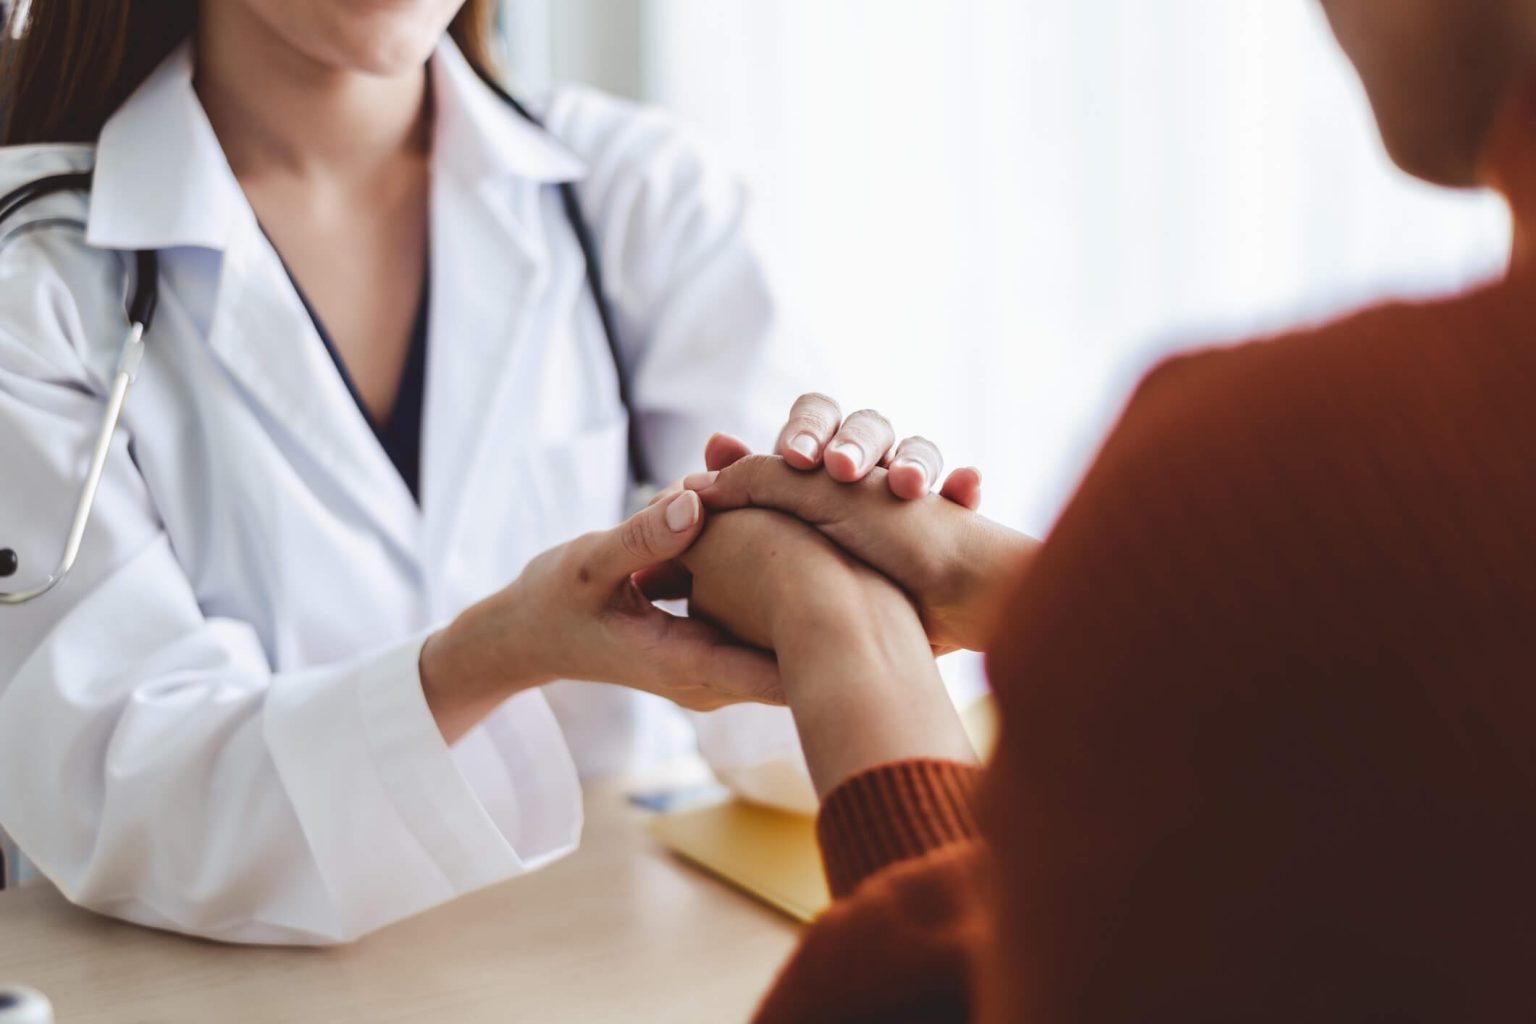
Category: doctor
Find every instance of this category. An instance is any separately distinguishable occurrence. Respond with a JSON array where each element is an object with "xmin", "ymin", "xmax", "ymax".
[{"xmin": 0, "ymin": 0, "xmax": 965, "ymax": 941}]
